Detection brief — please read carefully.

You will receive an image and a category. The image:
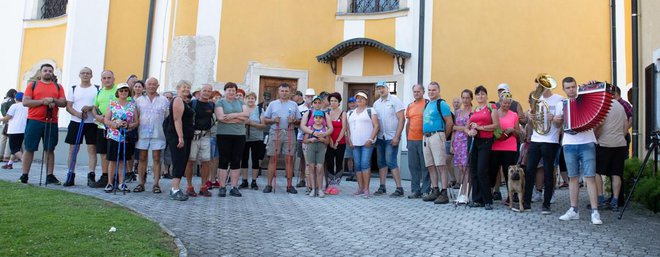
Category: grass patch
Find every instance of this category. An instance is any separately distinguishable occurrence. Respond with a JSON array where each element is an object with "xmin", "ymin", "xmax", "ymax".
[{"xmin": 0, "ymin": 181, "xmax": 177, "ymax": 256}]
